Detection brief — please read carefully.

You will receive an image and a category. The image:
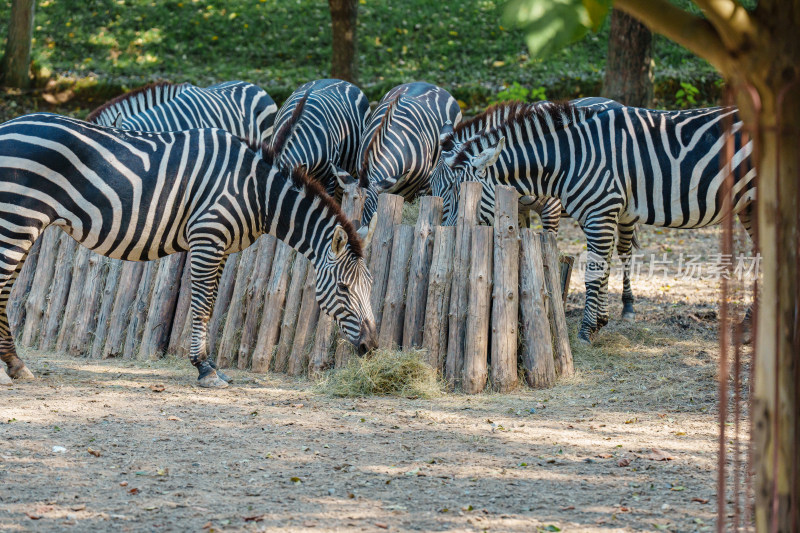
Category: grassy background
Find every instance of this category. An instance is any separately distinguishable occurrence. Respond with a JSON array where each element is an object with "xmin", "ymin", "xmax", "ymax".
[{"xmin": 0, "ymin": 0, "xmax": 736, "ymax": 114}]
